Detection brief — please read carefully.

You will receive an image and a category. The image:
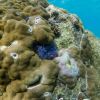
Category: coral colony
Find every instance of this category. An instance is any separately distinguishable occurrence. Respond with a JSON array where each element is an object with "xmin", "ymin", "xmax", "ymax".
[{"xmin": 0, "ymin": 0, "xmax": 99, "ymax": 100}]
